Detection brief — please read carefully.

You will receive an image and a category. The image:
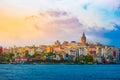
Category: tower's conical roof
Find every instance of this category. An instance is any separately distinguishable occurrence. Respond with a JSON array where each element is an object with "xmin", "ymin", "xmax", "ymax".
[
  {"xmin": 81, "ymin": 32, "xmax": 86, "ymax": 45},
  {"xmin": 82, "ymin": 32, "xmax": 85, "ymax": 37}
]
